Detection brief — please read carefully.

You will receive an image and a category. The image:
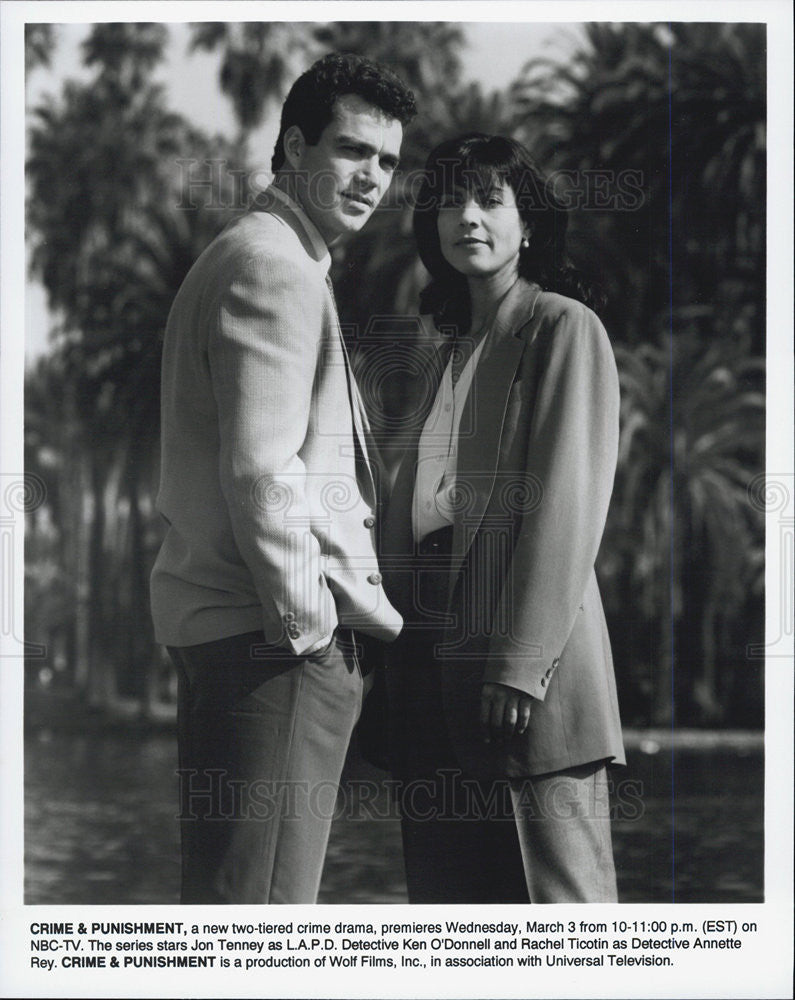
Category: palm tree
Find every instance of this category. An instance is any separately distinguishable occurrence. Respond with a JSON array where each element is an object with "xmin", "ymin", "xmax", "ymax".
[
  {"xmin": 512, "ymin": 22, "xmax": 766, "ymax": 351},
  {"xmin": 607, "ymin": 317, "xmax": 764, "ymax": 724},
  {"xmin": 24, "ymin": 355, "xmax": 78, "ymax": 683},
  {"xmin": 81, "ymin": 22, "xmax": 169, "ymax": 92},
  {"xmin": 25, "ymin": 24, "xmax": 55, "ymax": 76},
  {"xmin": 188, "ymin": 22, "xmax": 315, "ymax": 140},
  {"xmin": 188, "ymin": 19, "xmax": 468, "ymax": 165},
  {"xmin": 314, "ymin": 20, "xmax": 464, "ymax": 92},
  {"xmin": 27, "ymin": 96, "xmax": 184, "ymax": 335}
]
